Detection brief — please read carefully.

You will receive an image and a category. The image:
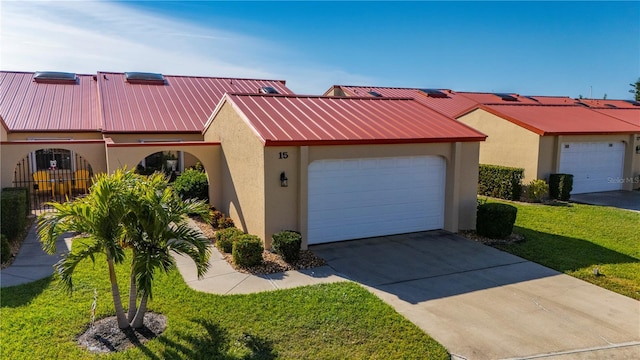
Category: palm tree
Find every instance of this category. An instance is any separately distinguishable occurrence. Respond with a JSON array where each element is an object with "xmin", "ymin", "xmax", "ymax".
[
  {"xmin": 39, "ymin": 169, "xmax": 137, "ymax": 329},
  {"xmin": 122, "ymin": 172, "xmax": 211, "ymax": 328},
  {"xmin": 38, "ymin": 169, "xmax": 212, "ymax": 330}
]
